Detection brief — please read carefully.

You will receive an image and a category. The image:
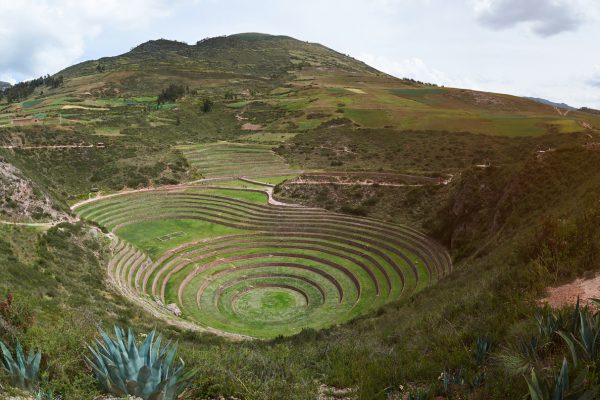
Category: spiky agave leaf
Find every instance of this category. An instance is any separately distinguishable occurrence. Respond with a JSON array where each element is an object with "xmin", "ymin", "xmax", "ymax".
[
  {"xmin": 0, "ymin": 339, "xmax": 41, "ymax": 391},
  {"xmin": 525, "ymin": 358, "xmax": 598, "ymax": 400},
  {"xmin": 85, "ymin": 325, "xmax": 190, "ymax": 400},
  {"xmin": 553, "ymin": 358, "xmax": 569, "ymax": 399}
]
